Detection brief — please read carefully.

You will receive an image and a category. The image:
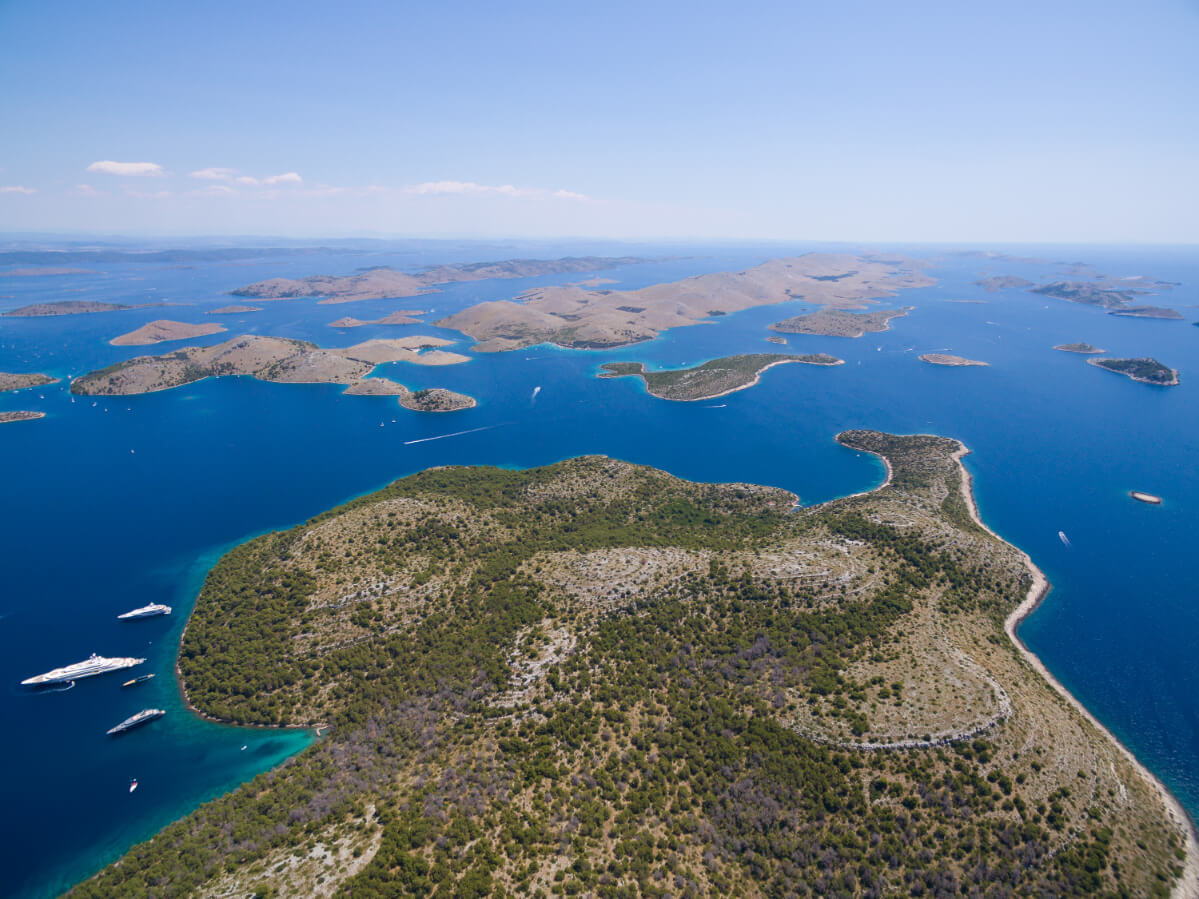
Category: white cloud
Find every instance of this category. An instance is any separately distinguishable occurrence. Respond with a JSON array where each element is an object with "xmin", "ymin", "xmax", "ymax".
[
  {"xmin": 0, "ymin": 185, "xmax": 36, "ymax": 195},
  {"xmin": 189, "ymin": 167, "xmax": 238, "ymax": 181},
  {"xmin": 190, "ymin": 184, "xmax": 238, "ymax": 197},
  {"xmin": 73, "ymin": 184, "xmax": 101, "ymax": 197},
  {"xmin": 87, "ymin": 160, "xmax": 165, "ymax": 177},
  {"xmin": 404, "ymin": 180, "xmax": 589, "ymax": 201},
  {"xmin": 187, "ymin": 168, "xmax": 302, "ymax": 187}
]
